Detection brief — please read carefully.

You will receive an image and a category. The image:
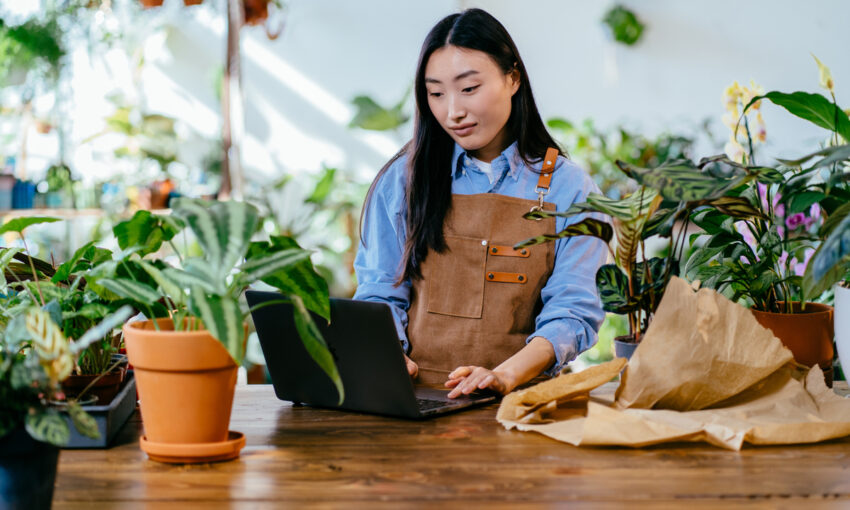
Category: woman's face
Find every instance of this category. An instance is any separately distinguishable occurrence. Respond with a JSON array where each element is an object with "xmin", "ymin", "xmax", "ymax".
[{"xmin": 424, "ymin": 45, "xmax": 520, "ymax": 162}]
